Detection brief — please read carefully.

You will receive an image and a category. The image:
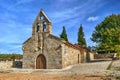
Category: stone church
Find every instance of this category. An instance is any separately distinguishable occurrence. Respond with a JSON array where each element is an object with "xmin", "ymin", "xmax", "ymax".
[{"xmin": 22, "ymin": 9, "xmax": 94, "ymax": 69}]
